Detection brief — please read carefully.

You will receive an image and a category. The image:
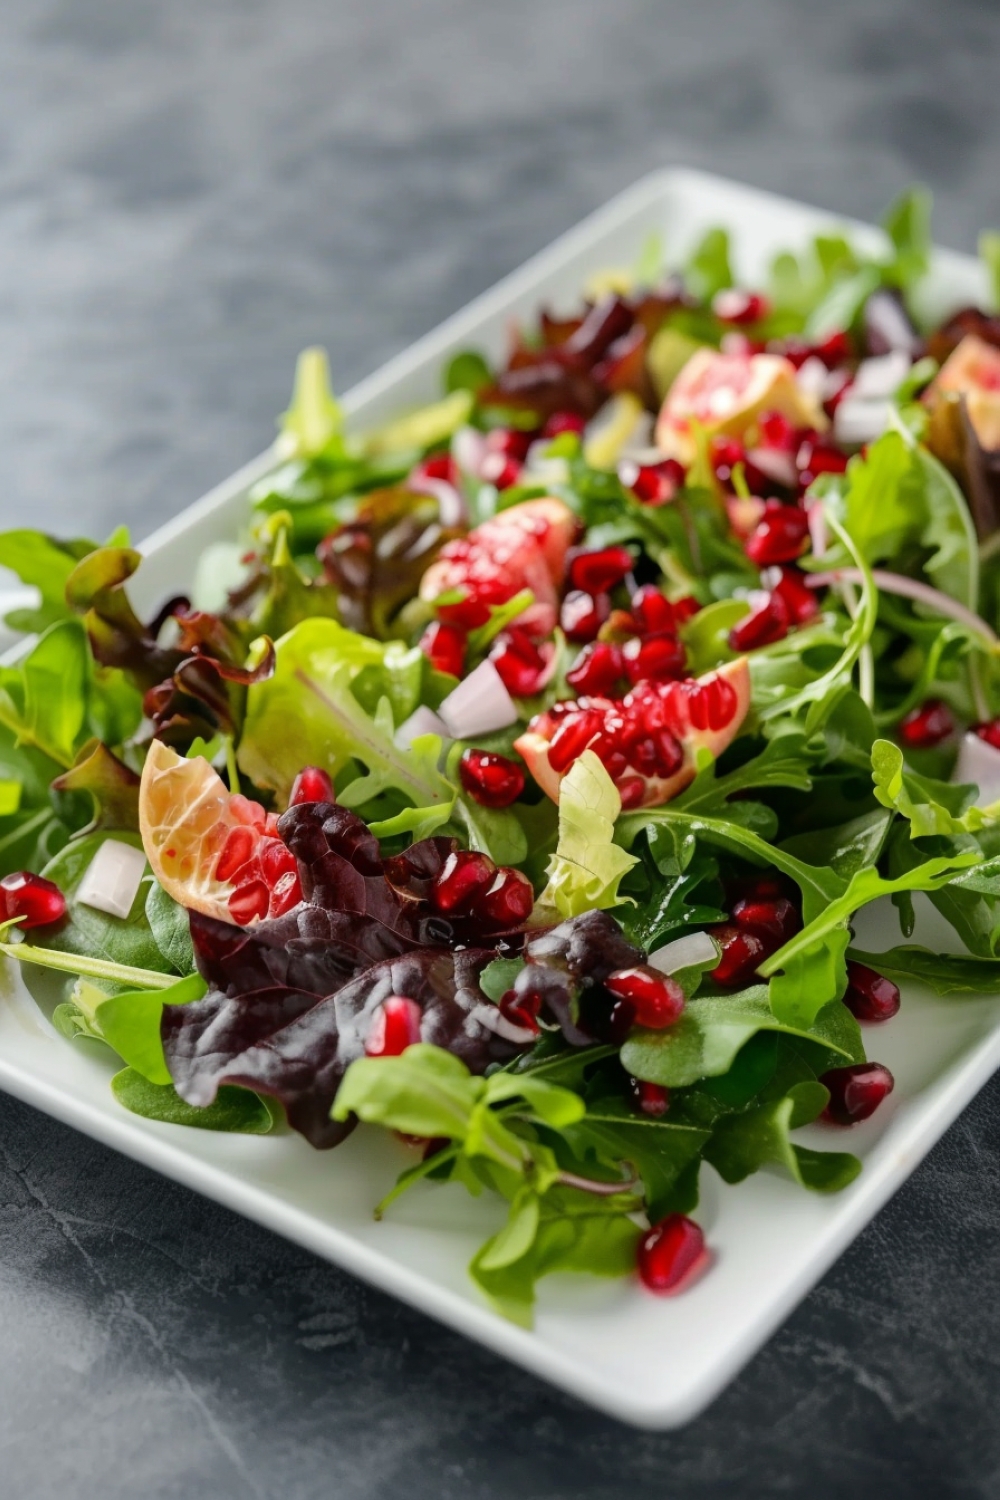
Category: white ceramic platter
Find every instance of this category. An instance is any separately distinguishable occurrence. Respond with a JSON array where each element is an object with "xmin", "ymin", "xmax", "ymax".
[{"xmin": 1, "ymin": 169, "xmax": 996, "ymax": 1429}]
